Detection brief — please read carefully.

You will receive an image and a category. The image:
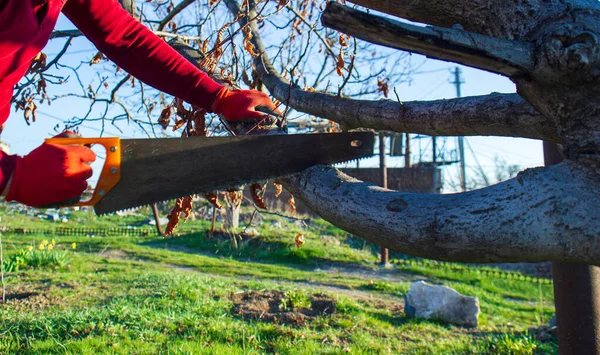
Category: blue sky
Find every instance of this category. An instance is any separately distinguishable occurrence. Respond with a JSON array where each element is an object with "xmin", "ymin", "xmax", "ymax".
[{"xmin": 2, "ymin": 13, "xmax": 545, "ymax": 193}]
